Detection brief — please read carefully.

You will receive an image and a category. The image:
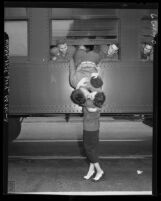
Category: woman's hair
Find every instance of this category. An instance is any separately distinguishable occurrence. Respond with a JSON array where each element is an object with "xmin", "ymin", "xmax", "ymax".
[
  {"xmin": 90, "ymin": 76, "xmax": 103, "ymax": 88},
  {"xmin": 70, "ymin": 89, "xmax": 86, "ymax": 106},
  {"xmin": 93, "ymin": 92, "xmax": 106, "ymax": 108}
]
